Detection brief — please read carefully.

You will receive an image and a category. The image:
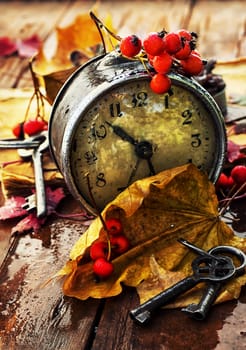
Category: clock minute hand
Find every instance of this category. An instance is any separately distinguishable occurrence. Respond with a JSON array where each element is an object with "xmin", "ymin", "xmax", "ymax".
[{"xmin": 106, "ymin": 122, "xmax": 137, "ymax": 145}]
